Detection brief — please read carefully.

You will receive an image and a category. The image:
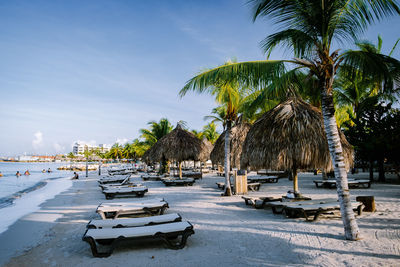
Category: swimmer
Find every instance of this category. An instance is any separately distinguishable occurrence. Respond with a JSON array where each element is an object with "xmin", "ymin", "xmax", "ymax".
[
  {"xmin": 72, "ymin": 172, "xmax": 79, "ymax": 180},
  {"xmin": 47, "ymin": 168, "xmax": 52, "ymax": 173},
  {"xmin": 0, "ymin": 171, "xmax": 3, "ymax": 177},
  {"xmin": 24, "ymin": 170, "xmax": 30, "ymax": 175},
  {"xmin": 16, "ymin": 171, "xmax": 21, "ymax": 177},
  {"xmin": 42, "ymin": 169, "xmax": 46, "ymax": 173}
]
